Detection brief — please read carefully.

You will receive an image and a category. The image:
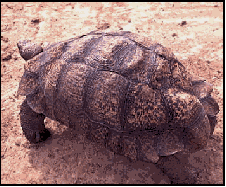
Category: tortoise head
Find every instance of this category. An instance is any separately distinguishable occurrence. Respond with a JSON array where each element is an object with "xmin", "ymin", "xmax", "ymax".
[
  {"xmin": 17, "ymin": 40, "xmax": 43, "ymax": 61},
  {"xmin": 17, "ymin": 40, "xmax": 44, "ymax": 97},
  {"xmin": 17, "ymin": 40, "xmax": 67, "ymax": 97}
]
